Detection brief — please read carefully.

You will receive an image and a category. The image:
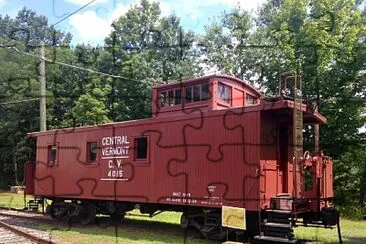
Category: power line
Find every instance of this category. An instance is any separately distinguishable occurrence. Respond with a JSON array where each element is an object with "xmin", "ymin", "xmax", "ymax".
[
  {"xmin": 52, "ymin": 0, "xmax": 96, "ymax": 27},
  {"xmin": 0, "ymin": 44, "xmax": 139, "ymax": 81},
  {"xmin": 0, "ymin": 98, "xmax": 39, "ymax": 105},
  {"xmin": 49, "ymin": 59, "xmax": 129, "ymax": 79}
]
